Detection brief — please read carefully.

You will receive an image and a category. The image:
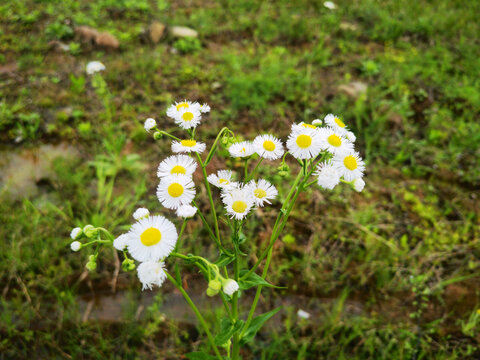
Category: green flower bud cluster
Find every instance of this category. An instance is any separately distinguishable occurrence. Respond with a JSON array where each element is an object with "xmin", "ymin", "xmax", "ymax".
[
  {"xmin": 83, "ymin": 225, "xmax": 99, "ymax": 239},
  {"xmin": 277, "ymin": 162, "xmax": 290, "ymax": 177},
  {"xmin": 153, "ymin": 131, "xmax": 163, "ymax": 140},
  {"xmin": 206, "ymin": 279, "xmax": 222, "ymax": 297},
  {"xmin": 122, "ymin": 258, "xmax": 136, "ymax": 272},
  {"xmin": 86, "ymin": 254, "xmax": 97, "ymax": 271}
]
